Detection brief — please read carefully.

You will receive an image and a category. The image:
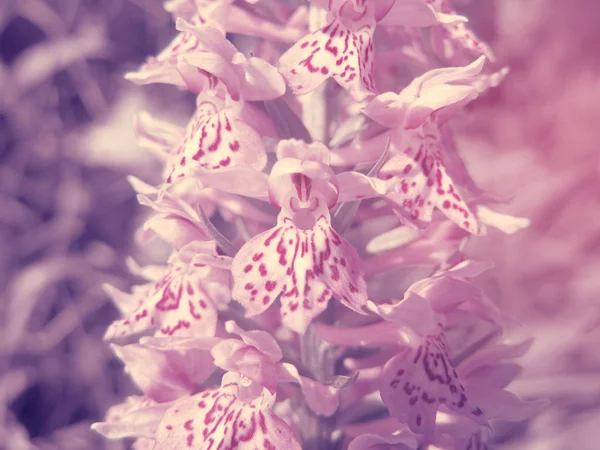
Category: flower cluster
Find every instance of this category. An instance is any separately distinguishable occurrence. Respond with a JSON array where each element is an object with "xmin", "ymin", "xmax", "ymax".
[{"xmin": 93, "ymin": 0, "xmax": 542, "ymax": 448}]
